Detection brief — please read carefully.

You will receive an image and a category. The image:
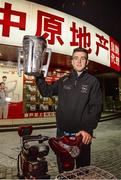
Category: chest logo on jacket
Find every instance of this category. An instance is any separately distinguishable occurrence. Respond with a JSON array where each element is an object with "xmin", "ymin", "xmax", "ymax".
[
  {"xmin": 80, "ymin": 84, "xmax": 88, "ymax": 93},
  {"xmin": 63, "ymin": 85, "xmax": 72, "ymax": 90}
]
